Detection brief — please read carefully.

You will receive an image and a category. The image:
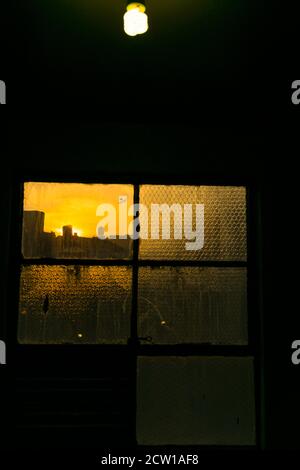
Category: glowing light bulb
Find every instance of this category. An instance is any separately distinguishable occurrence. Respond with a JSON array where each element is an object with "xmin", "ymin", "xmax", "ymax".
[{"xmin": 124, "ymin": 2, "xmax": 148, "ymax": 37}]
